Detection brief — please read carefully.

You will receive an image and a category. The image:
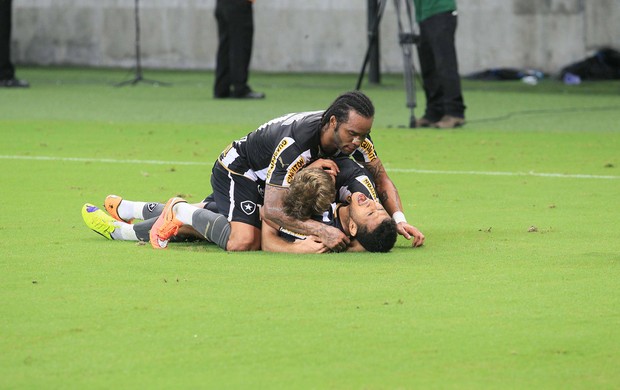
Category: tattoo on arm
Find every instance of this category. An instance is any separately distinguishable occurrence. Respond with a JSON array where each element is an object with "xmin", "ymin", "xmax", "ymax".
[
  {"xmin": 366, "ymin": 162, "xmax": 389, "ymax": 203},
  {"xmin": 378, "ymin": 190, "xmax": 389, "ymax": 205},
  {"xmin": 264, "ymin": 185, "xmax": 326, "ymax": 237},
  {"xmin": 365, "ymin": 158, "xmax": 404, "ymax": 214},
  {"xmin": 366, "ymin": 163, "xmax": 382, "ymax": 180}
]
